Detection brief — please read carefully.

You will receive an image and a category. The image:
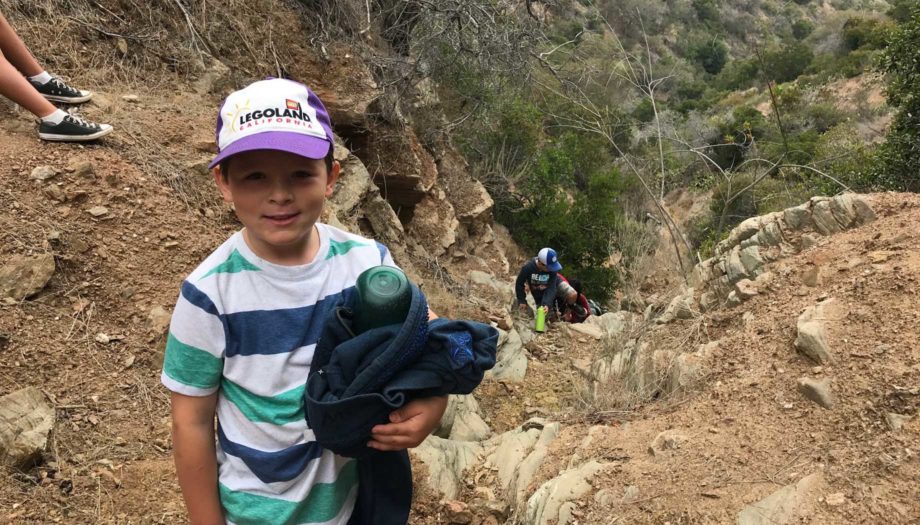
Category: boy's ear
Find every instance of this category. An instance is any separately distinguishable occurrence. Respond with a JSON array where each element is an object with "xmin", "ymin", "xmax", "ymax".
[
  {"xmin": 213, "ymin": 166, "xmax": 233, "ymax": 203},
  {"xmin": 325, "ymin": 160, "xmax": 341, "ymax": 198}
]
